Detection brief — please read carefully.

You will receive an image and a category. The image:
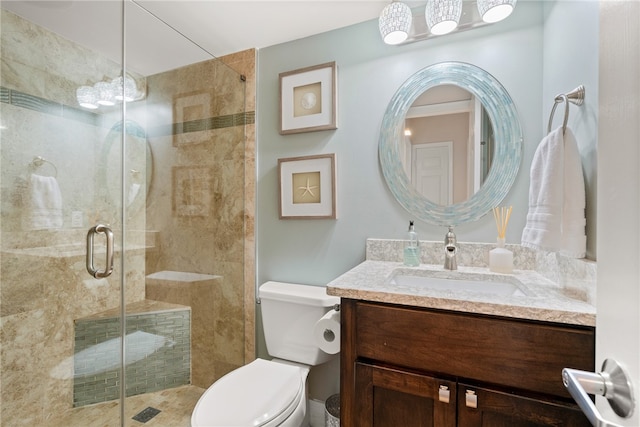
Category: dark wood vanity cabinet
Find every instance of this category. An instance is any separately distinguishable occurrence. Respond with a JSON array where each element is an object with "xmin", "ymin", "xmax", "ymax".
[{"xmin": 340, "ymin": 299, "xmax": 595, "ymax": 427}]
